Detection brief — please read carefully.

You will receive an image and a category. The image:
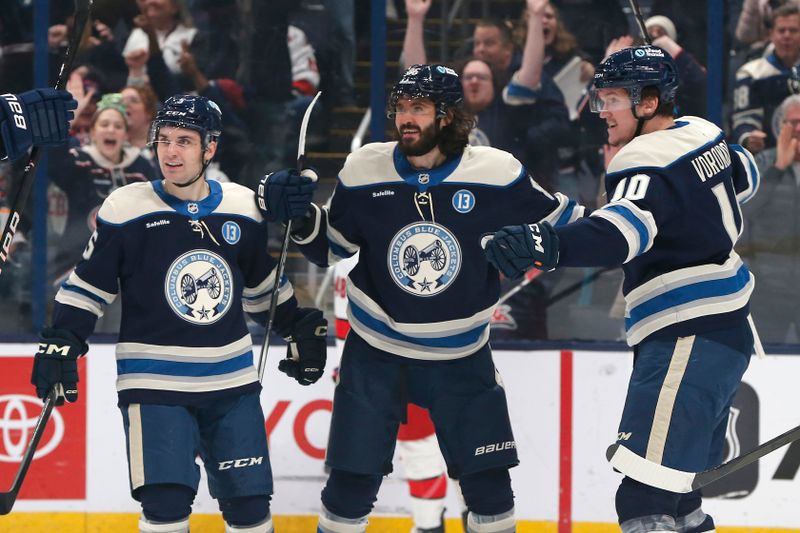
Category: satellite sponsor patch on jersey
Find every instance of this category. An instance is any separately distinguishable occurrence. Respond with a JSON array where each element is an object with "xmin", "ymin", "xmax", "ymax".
[
  {"xmin": 387, "ymin": 221, "xmax": 461, "ymax": 297},
  {"xmin": 165, "ymin": 249, "xmax": 233, "ymax": 324}
]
